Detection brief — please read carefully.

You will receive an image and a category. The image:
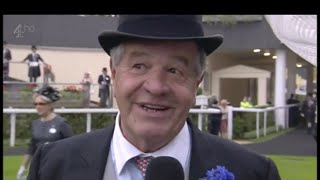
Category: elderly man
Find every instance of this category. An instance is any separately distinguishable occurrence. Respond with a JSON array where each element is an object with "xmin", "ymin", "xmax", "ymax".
[{"xmin": 27, "ymin": 15, "xmax": 280, "ymax": 180}]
